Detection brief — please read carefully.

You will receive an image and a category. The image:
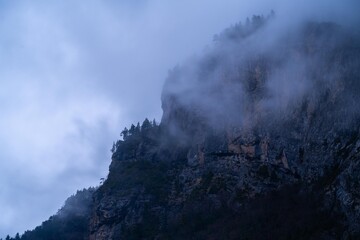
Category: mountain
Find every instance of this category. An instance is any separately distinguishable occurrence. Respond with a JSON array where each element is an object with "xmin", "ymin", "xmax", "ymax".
[{"xmin": 7, "ymin": 14, "xmax": 360, "ymax": 239}]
